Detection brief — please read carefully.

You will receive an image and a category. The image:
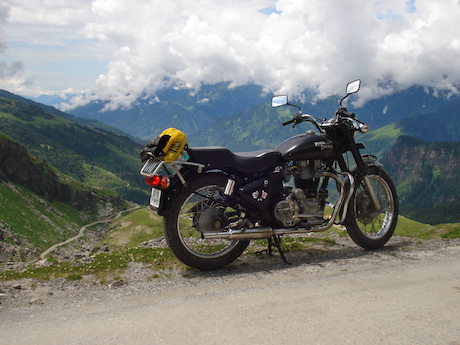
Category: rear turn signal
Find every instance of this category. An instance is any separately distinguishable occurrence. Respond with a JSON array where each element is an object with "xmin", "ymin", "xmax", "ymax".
[
  {"xmin": 144, "ymin": 175, "xmax": 170, "ymax": 189},
  {"xmin": 160, "ymin": 175, "xmax": 170, "ymax": 189}
]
